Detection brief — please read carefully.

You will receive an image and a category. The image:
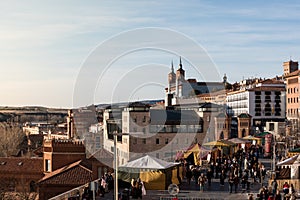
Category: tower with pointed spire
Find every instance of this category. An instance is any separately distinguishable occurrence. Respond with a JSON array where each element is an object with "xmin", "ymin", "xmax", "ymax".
[
  {"xmin": 176, "ymin": 57, "xmax": 185, "ymax": 81},
  {"xmin": 168, "ymin": 60, "xmax": 176, "ymax": 86}
]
